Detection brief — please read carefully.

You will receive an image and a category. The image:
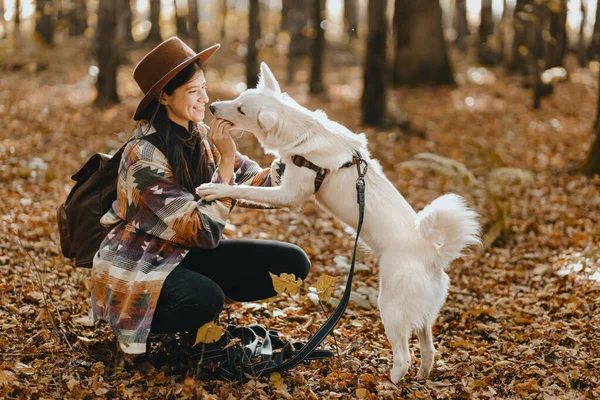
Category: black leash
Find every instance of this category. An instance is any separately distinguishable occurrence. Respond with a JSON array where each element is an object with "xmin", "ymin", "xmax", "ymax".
[{"xmin": 211, "ymin": 152, "xmax": 368, "ymax": 381}]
